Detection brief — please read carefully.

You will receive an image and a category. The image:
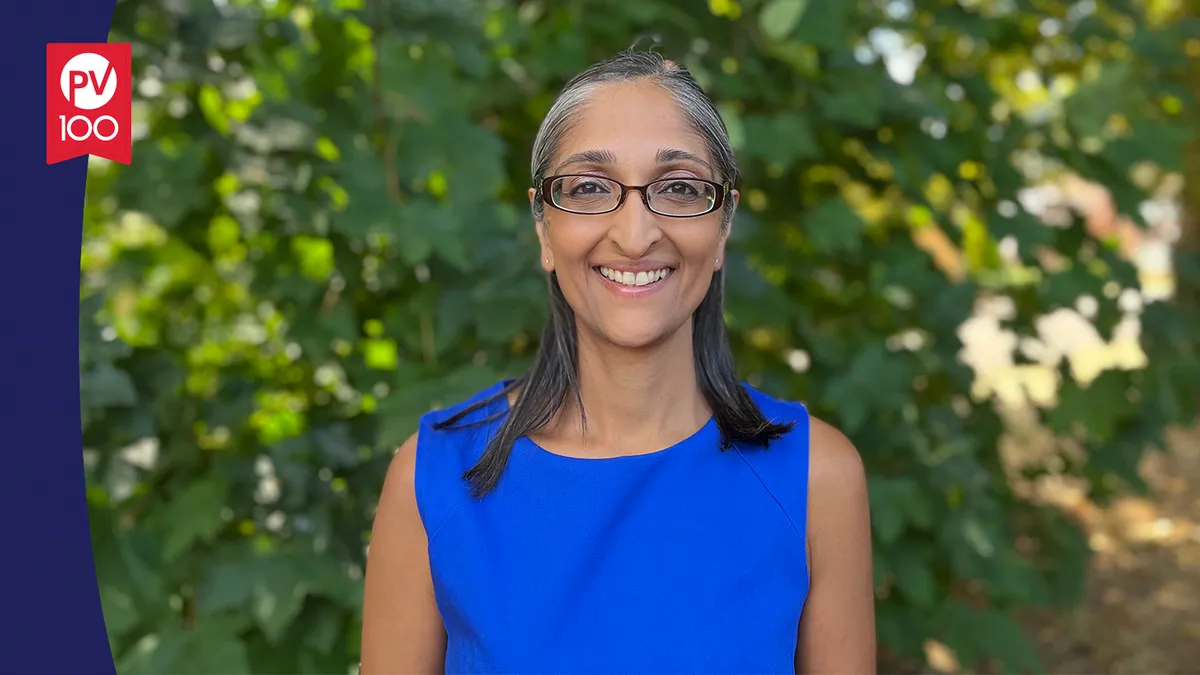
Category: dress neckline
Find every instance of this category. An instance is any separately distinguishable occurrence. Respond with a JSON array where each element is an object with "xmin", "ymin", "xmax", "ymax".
[{"xmin": 494, "ymin": 379, "xmax": 719, "ymax": 463}]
